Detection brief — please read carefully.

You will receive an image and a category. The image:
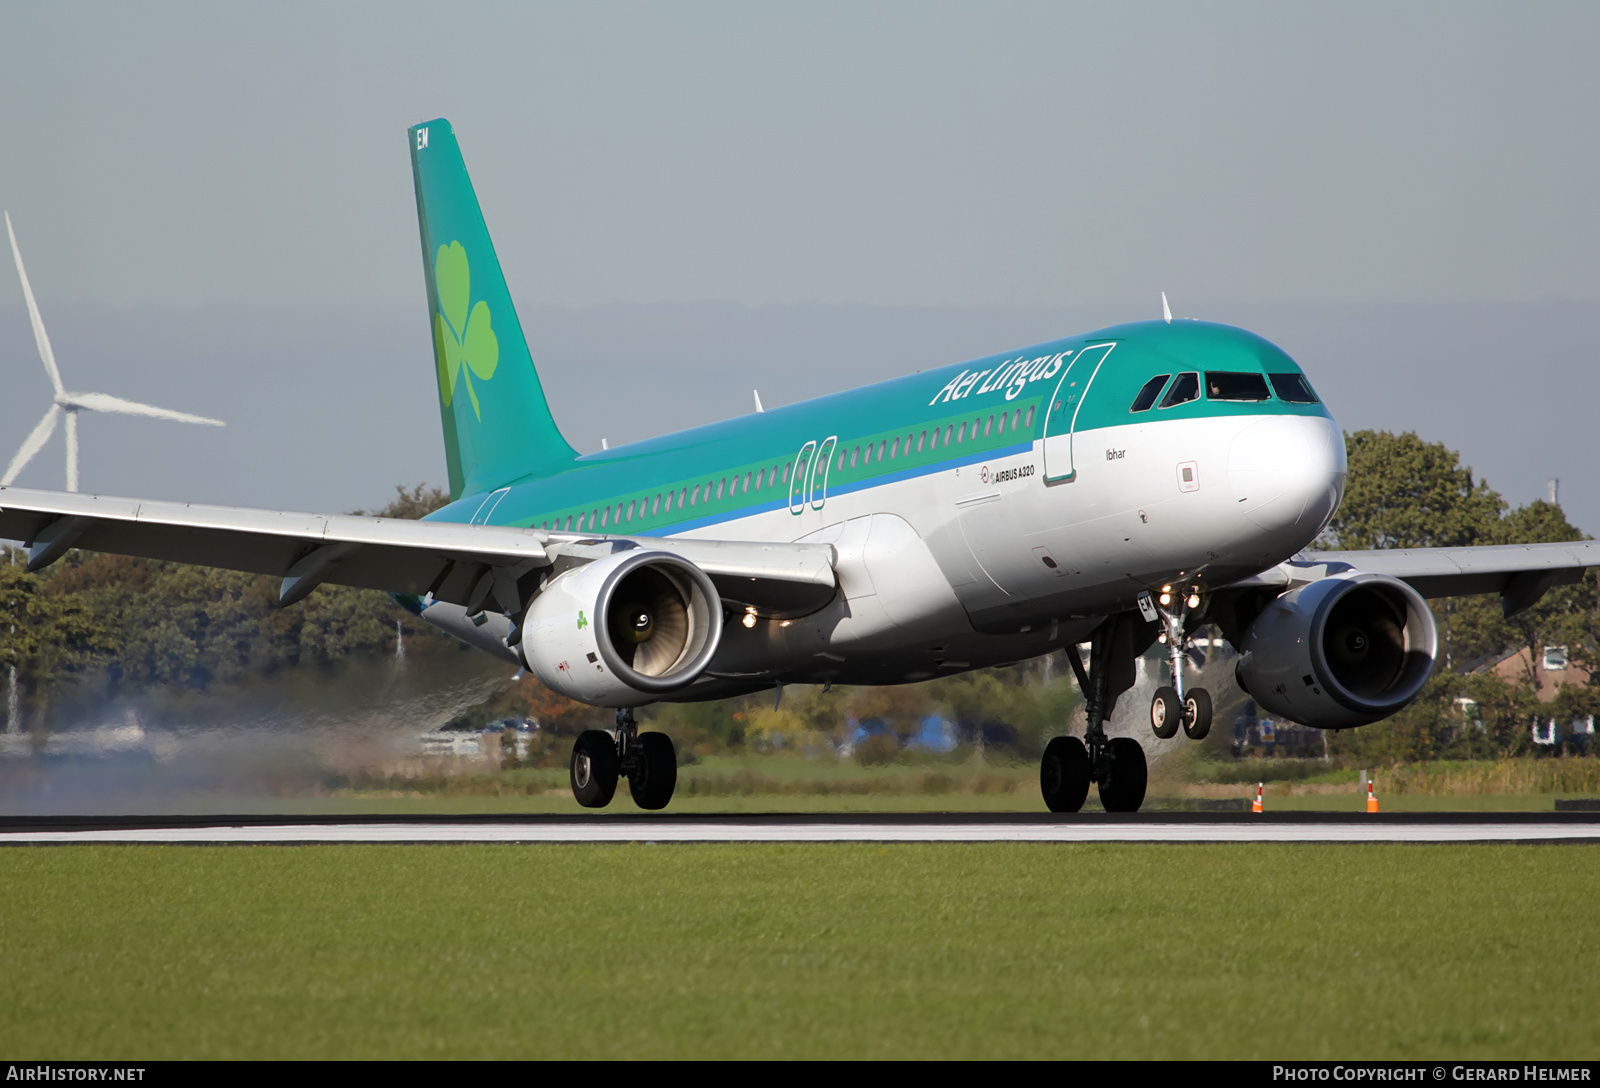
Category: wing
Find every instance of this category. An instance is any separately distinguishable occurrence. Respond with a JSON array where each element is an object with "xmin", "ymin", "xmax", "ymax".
[
  {"xmin": 1228, "ymin": 540, "xmax": 1600, "ymax": 617},
  {"xmin": 0, "ymin": 486, "xmax": 836, "ymax": 615}
]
